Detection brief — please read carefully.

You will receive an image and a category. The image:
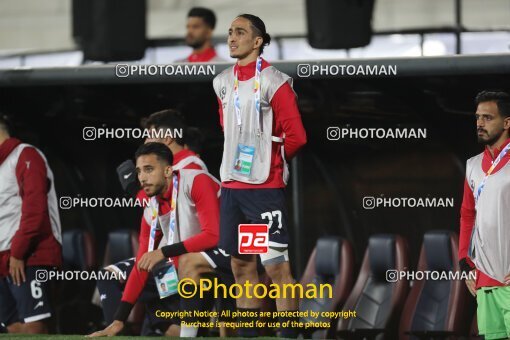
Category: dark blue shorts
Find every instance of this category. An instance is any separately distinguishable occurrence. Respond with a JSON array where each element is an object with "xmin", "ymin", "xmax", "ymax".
[
  {"xmin": 0, "ymin": 266, "xmax": 54, "ymax": 326},
  {"xmin": 219, "ymin": 188, "xmax": 290, "ymax": 257},
  {"xmin": 200, "ymin": 248, "xmax": 231, "ymax": 274}
]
